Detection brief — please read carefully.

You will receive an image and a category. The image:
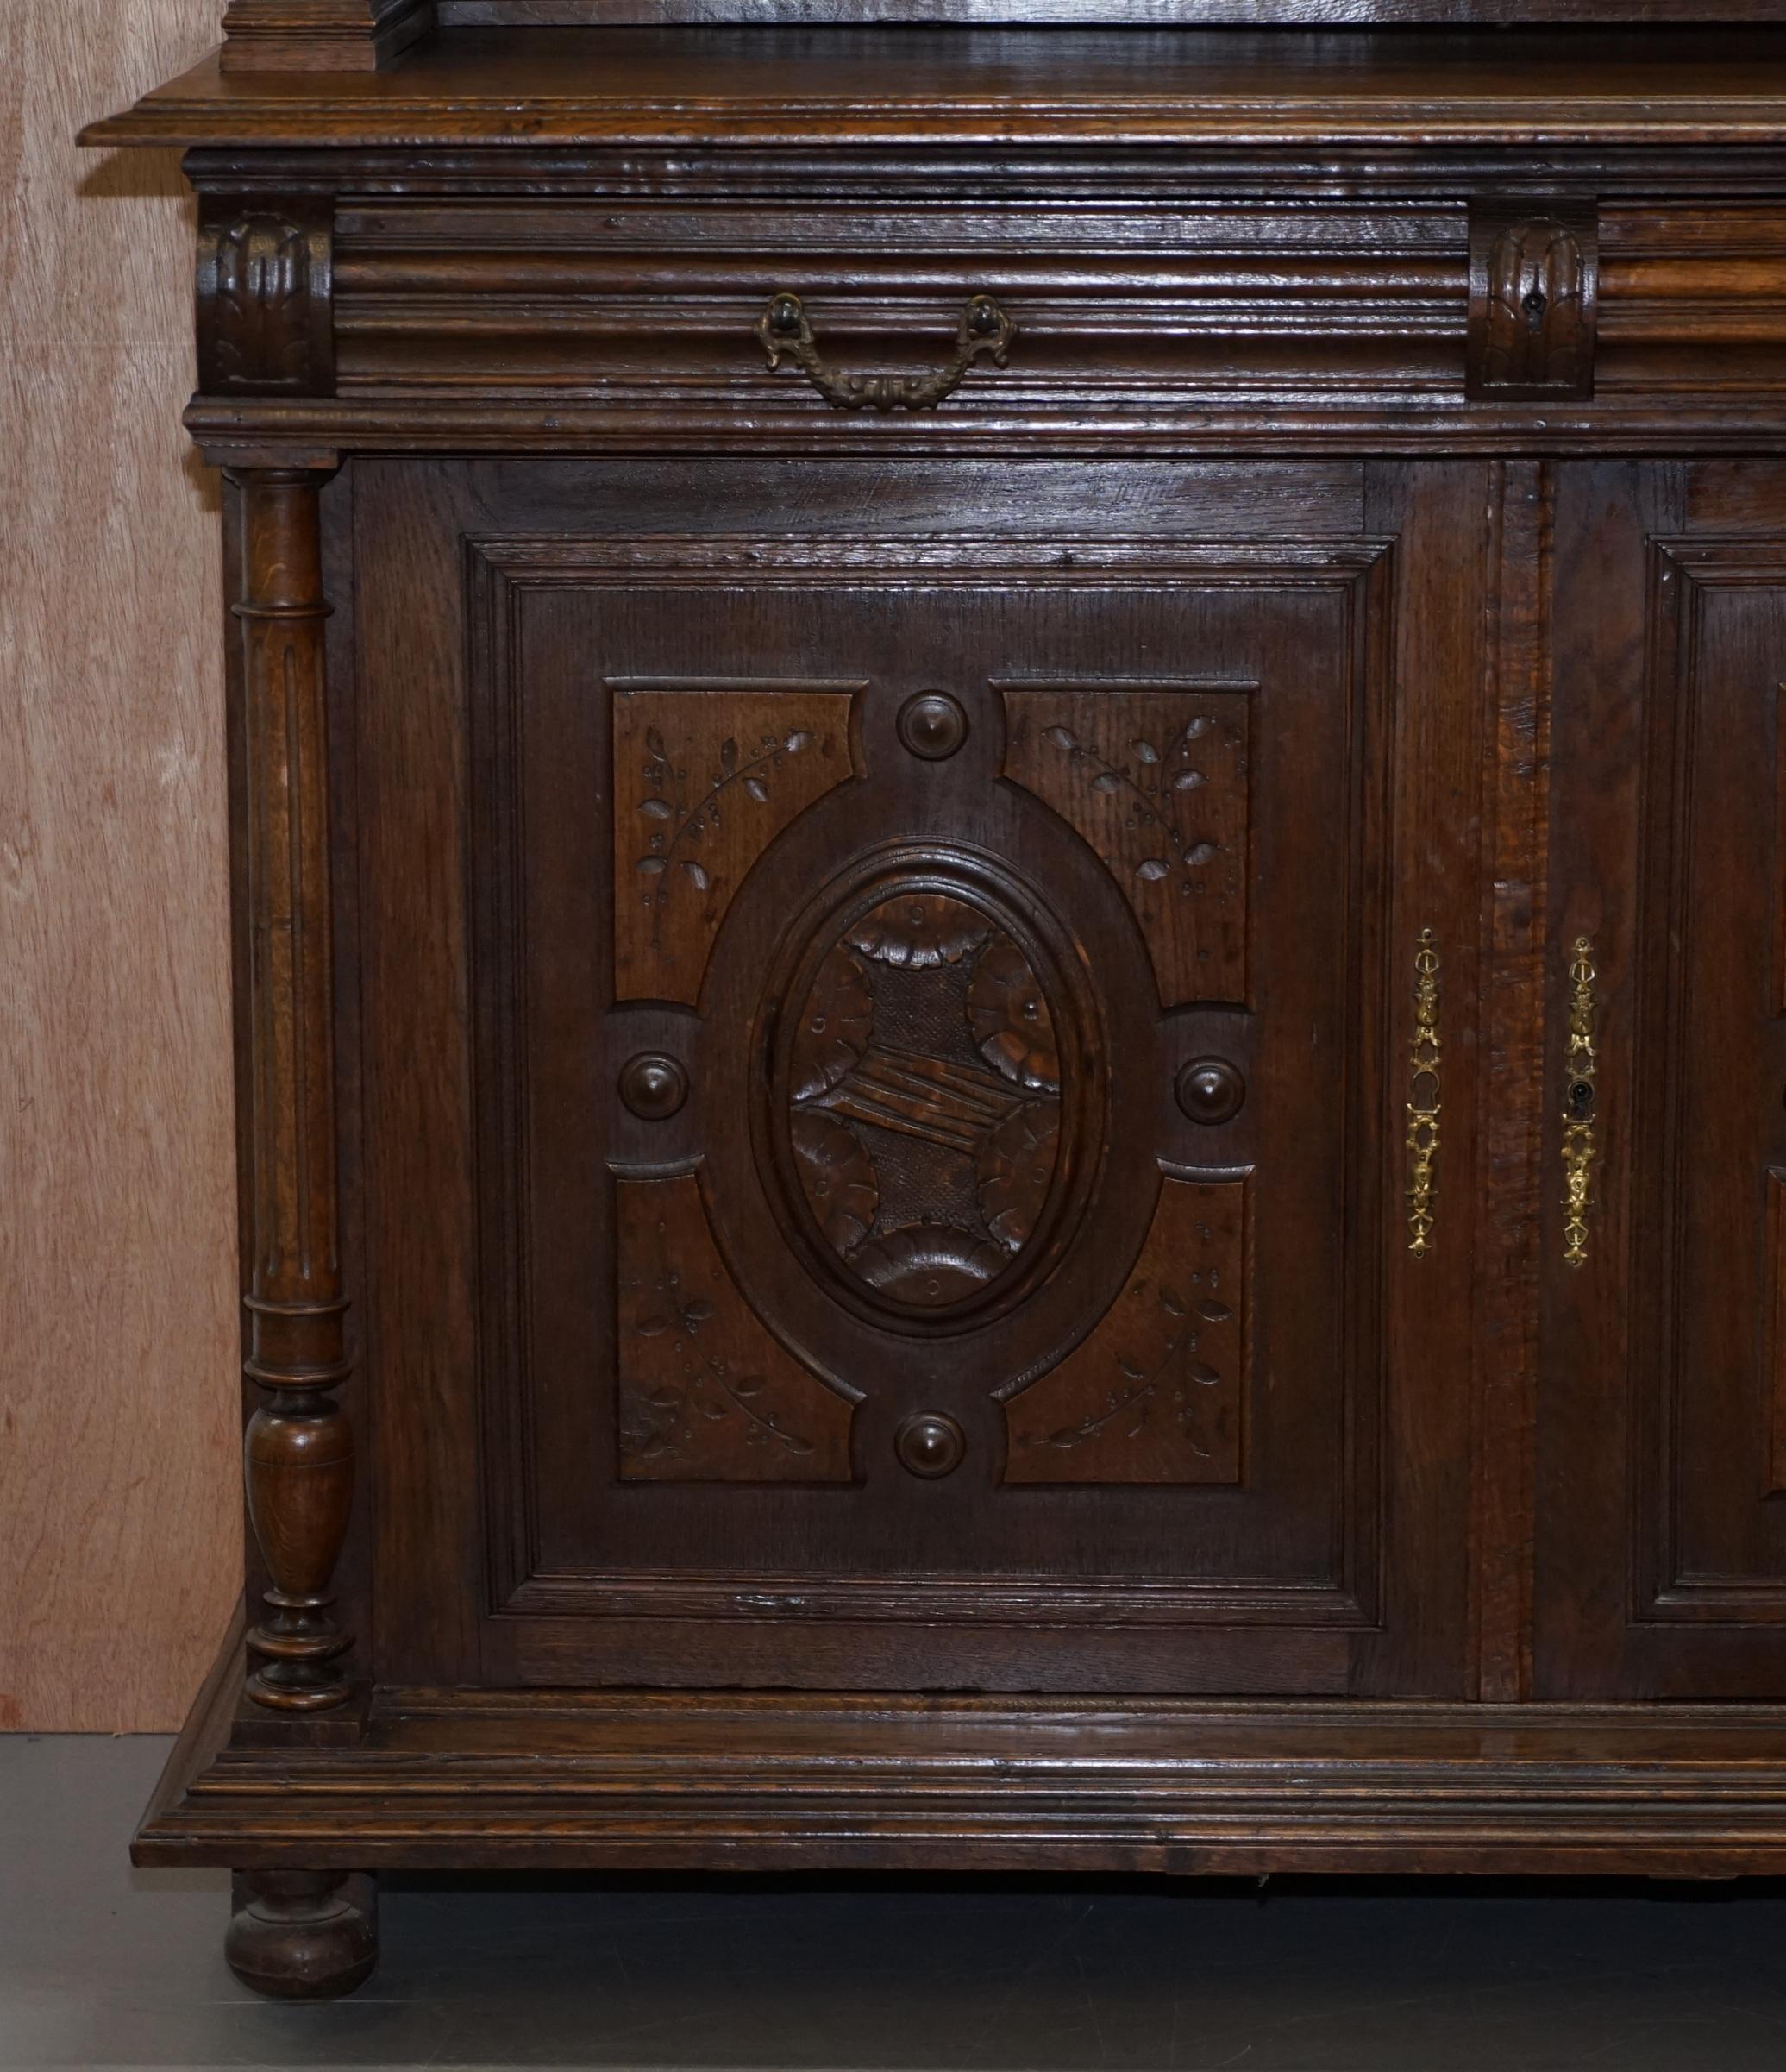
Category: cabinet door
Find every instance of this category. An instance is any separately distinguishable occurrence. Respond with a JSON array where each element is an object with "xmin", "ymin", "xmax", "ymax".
[
  {"xmin": 1540, "ymin": 462, "xmax": 1786, "ymax": 1698},
  {"xmin": 354, "ymin": 459, "xmax": 1485, "ymax": 1698}
]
